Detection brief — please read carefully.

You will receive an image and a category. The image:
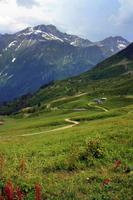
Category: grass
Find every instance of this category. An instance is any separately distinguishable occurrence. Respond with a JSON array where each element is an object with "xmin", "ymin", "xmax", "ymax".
[{"xmin": 0, "ymin": 94, "xmax": 133, "ymax": 199}]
